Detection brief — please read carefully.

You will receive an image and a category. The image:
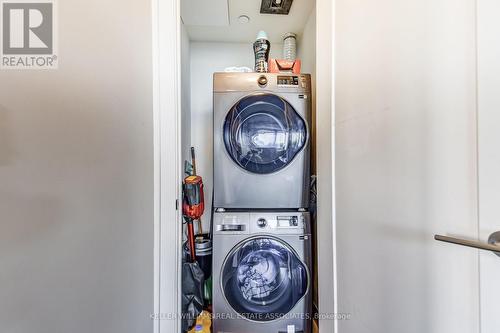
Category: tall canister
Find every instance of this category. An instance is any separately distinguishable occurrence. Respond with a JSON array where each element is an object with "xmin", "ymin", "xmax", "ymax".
[
  {"xmin": 283, "ymin": 32, "xmax": 297, "ymax": 61},
  {"xmin": 253, "ymin": 31, "xmax": 271, "ymax": 72}
]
